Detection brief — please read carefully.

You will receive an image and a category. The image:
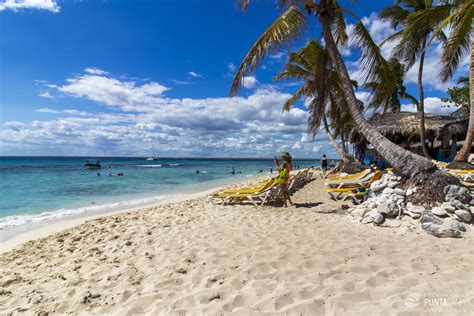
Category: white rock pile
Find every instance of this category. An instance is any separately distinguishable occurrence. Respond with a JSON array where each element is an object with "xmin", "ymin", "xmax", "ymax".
[{"xmin": 347, "ymin": 173, "xmax": 473, "ymax": 238}]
